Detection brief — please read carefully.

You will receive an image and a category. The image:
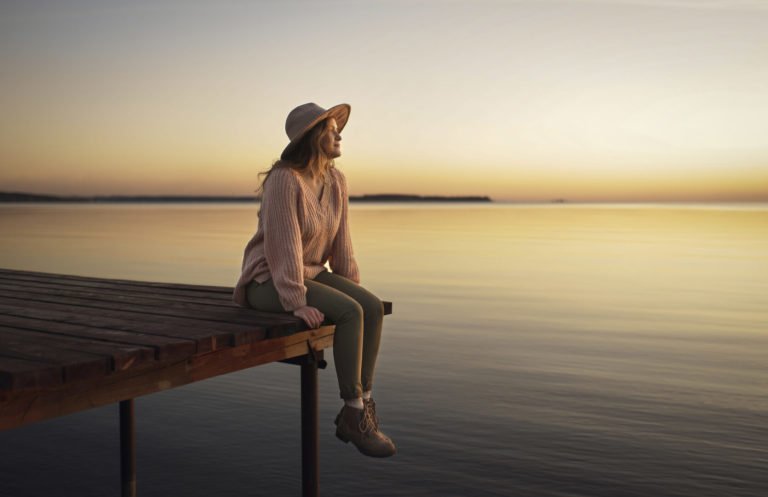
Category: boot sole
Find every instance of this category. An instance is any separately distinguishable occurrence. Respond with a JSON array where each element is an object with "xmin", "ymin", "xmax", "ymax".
[{"xmin": 336, "ymin": 429, "xmax": 396, "ymax": 457}]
